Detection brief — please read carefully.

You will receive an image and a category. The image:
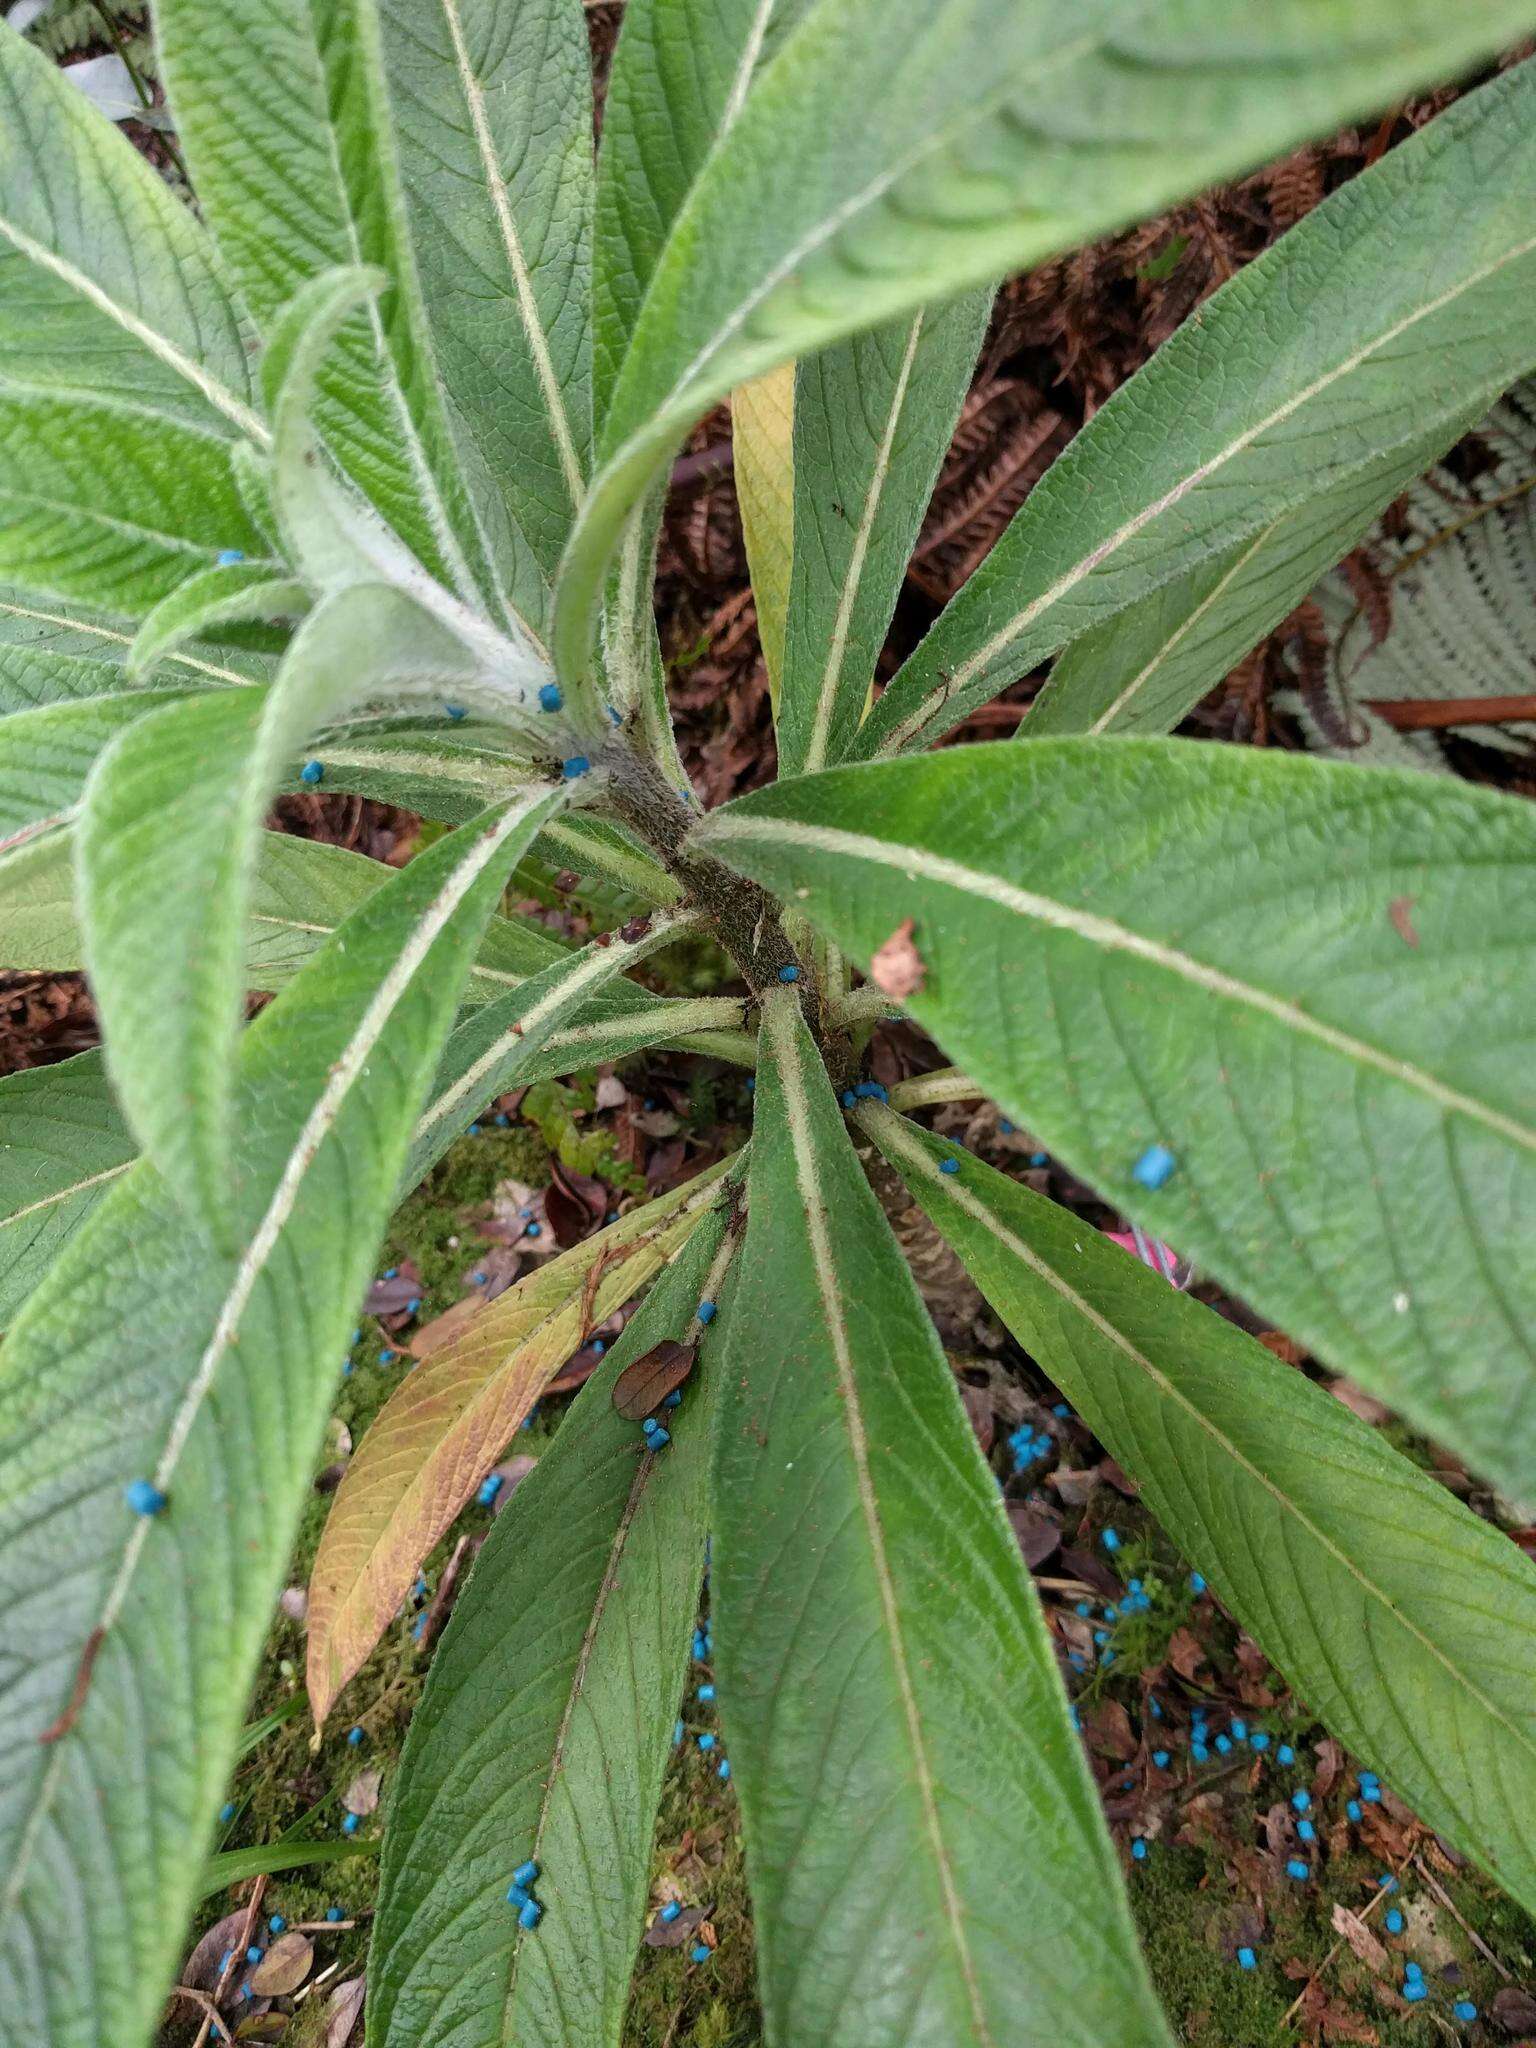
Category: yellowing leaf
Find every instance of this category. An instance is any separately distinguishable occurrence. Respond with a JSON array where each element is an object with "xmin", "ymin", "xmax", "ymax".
[
  {"xmin": 305, "ymin": 1161, "xmax": 732, "ymax": 1728},
  {"xmin": 731, "ymin": 363, "xmax": 795, "ymax": 706}
]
